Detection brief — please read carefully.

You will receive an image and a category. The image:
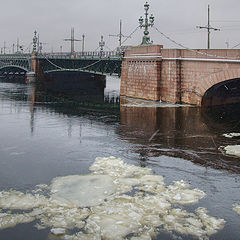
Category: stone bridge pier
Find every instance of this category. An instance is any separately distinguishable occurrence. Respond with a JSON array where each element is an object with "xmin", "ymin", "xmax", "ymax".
[
  {"xmin": 120, "ymin": 45, "xmax": 240, "ymax": 106},
  {"xmin": 27, "ymin": 53, "xmax": 45, "ymax": 82}
]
